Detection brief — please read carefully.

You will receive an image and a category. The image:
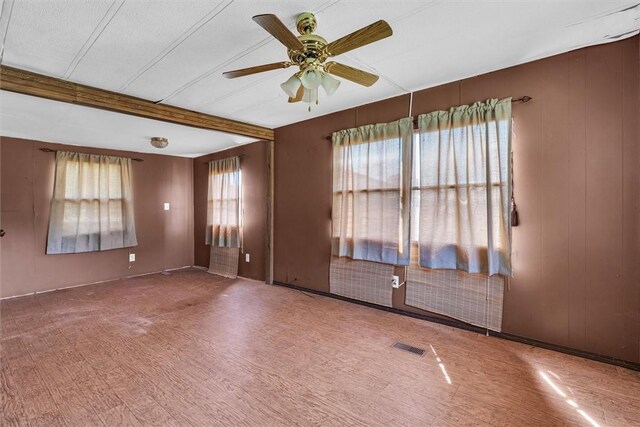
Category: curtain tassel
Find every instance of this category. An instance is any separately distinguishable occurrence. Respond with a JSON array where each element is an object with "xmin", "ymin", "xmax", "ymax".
[
  {"xmin": 510, "ymin": 149, "xmax": 519, "ymax": 227},
  {"xmin": 511, "ymin": 203, "xmax": 519, "ymax": 227}
]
